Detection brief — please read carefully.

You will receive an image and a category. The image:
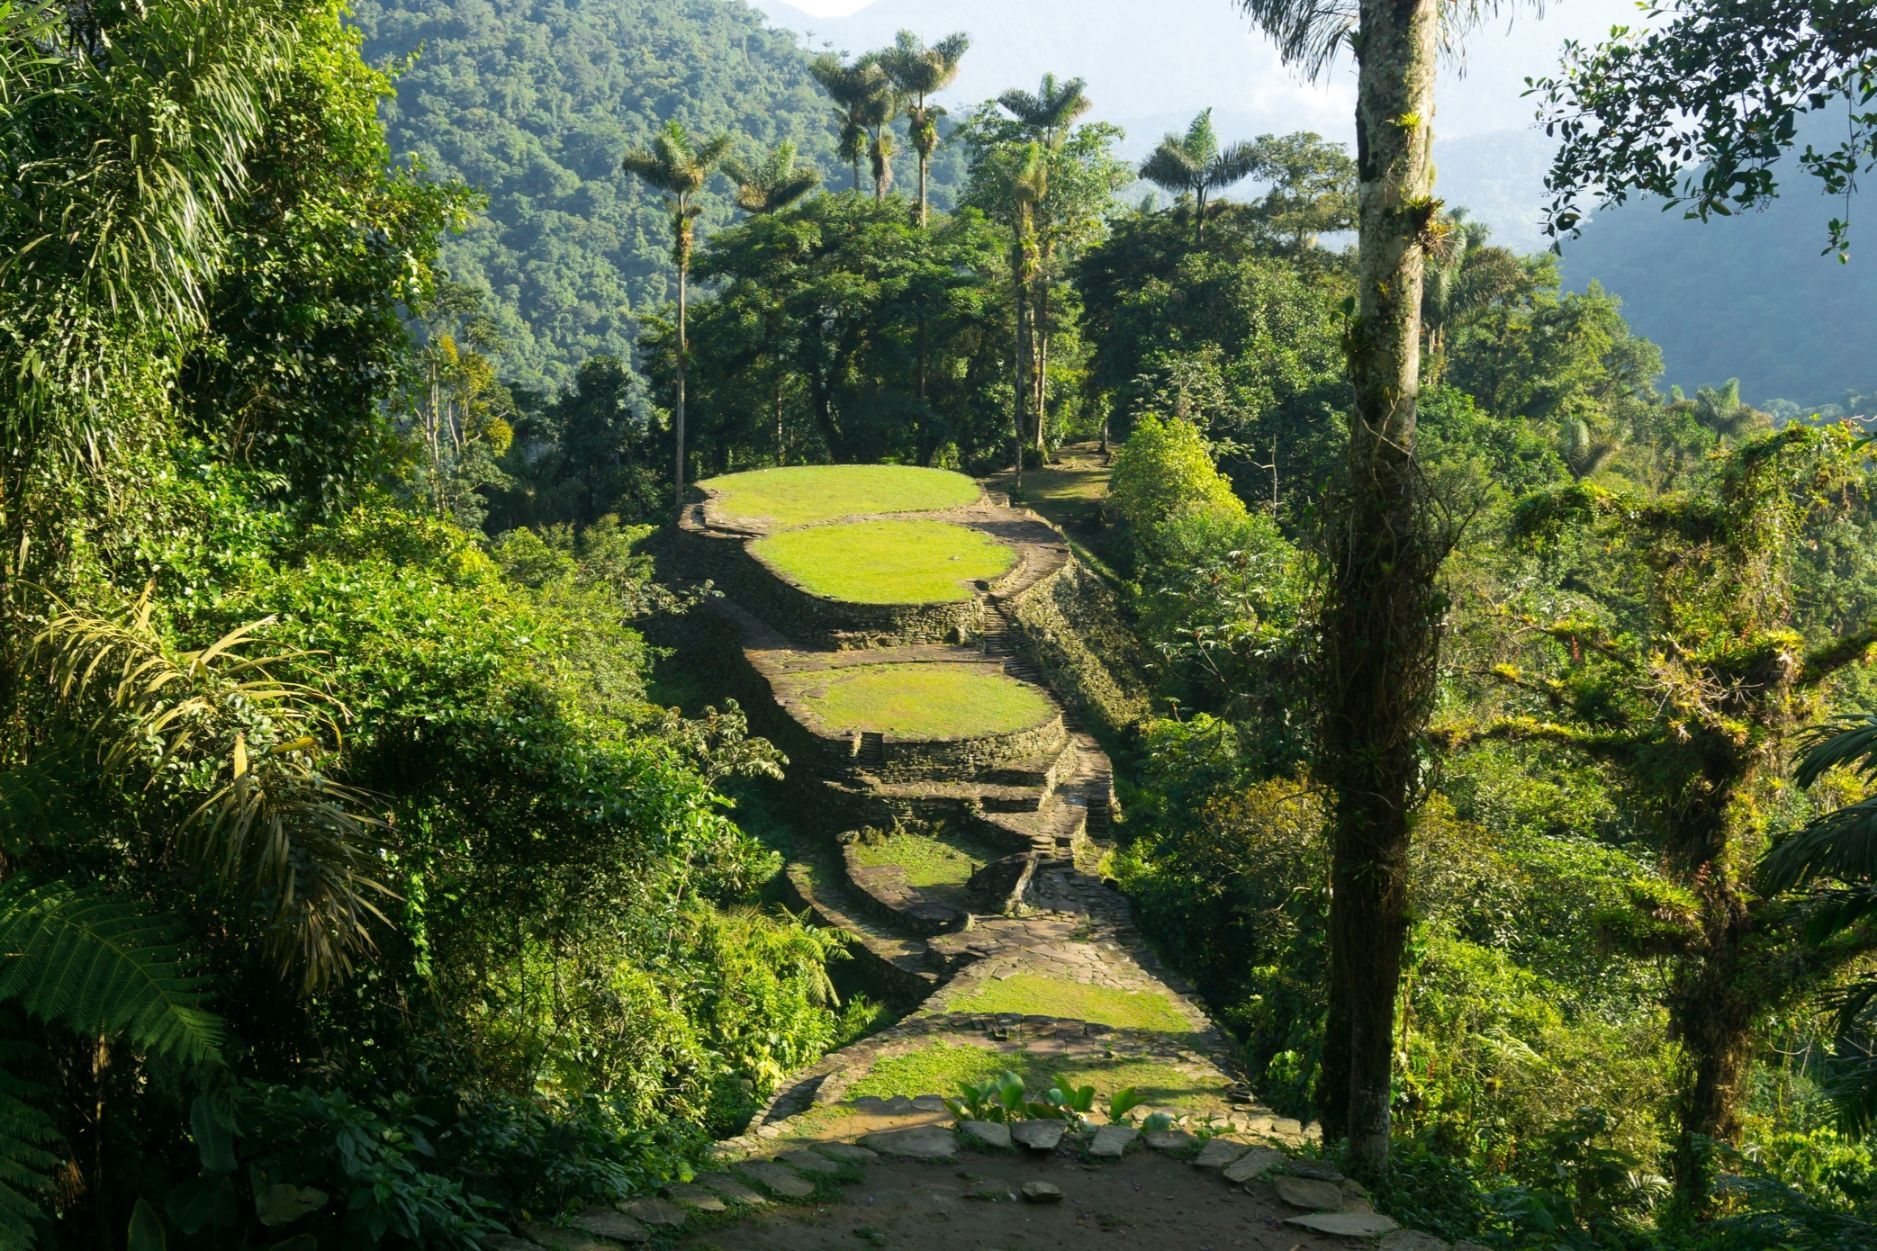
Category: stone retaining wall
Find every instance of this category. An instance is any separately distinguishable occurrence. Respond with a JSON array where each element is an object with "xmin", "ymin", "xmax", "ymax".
[{"xmin": 1001, "ymin": 557, "xmax": 1152, "ymax": 736}]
